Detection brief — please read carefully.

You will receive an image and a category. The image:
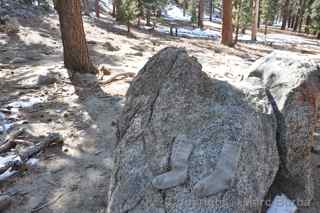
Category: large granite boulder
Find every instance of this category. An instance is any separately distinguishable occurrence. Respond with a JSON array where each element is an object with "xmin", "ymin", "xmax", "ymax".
[
  {"xmin": 246, "ymin": 52, "xmax": 320, "ymax": 206},
  {"xmin": 107, "ymin": 47, "xmax": 279, "ymax": 213}
]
